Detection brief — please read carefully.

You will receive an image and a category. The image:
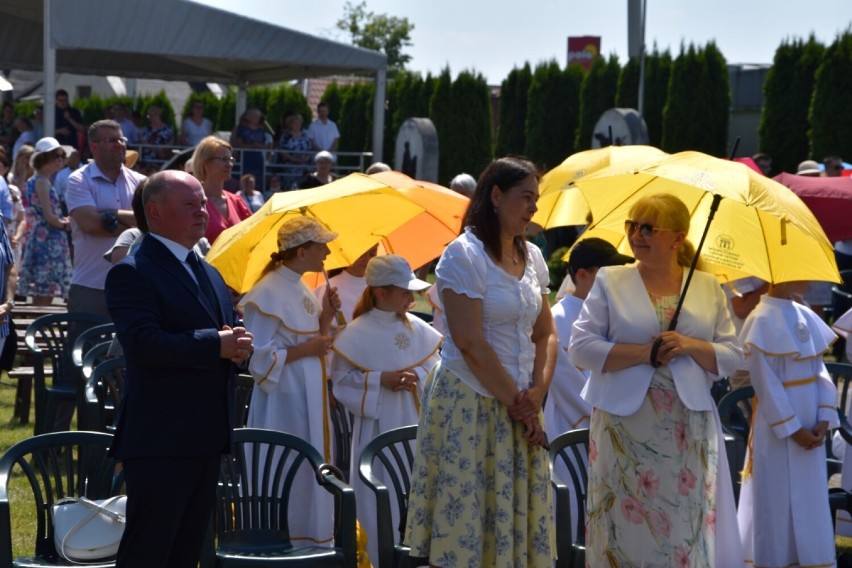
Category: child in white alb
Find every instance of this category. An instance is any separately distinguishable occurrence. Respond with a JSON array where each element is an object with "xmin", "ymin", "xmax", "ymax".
[
  {"xmin": 330, "ymin": 255, "xmax": 442, "ymax": 565},
  {"xmin": 737, "ymin": 280, "xmax": 839, "ymax": 567}
]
